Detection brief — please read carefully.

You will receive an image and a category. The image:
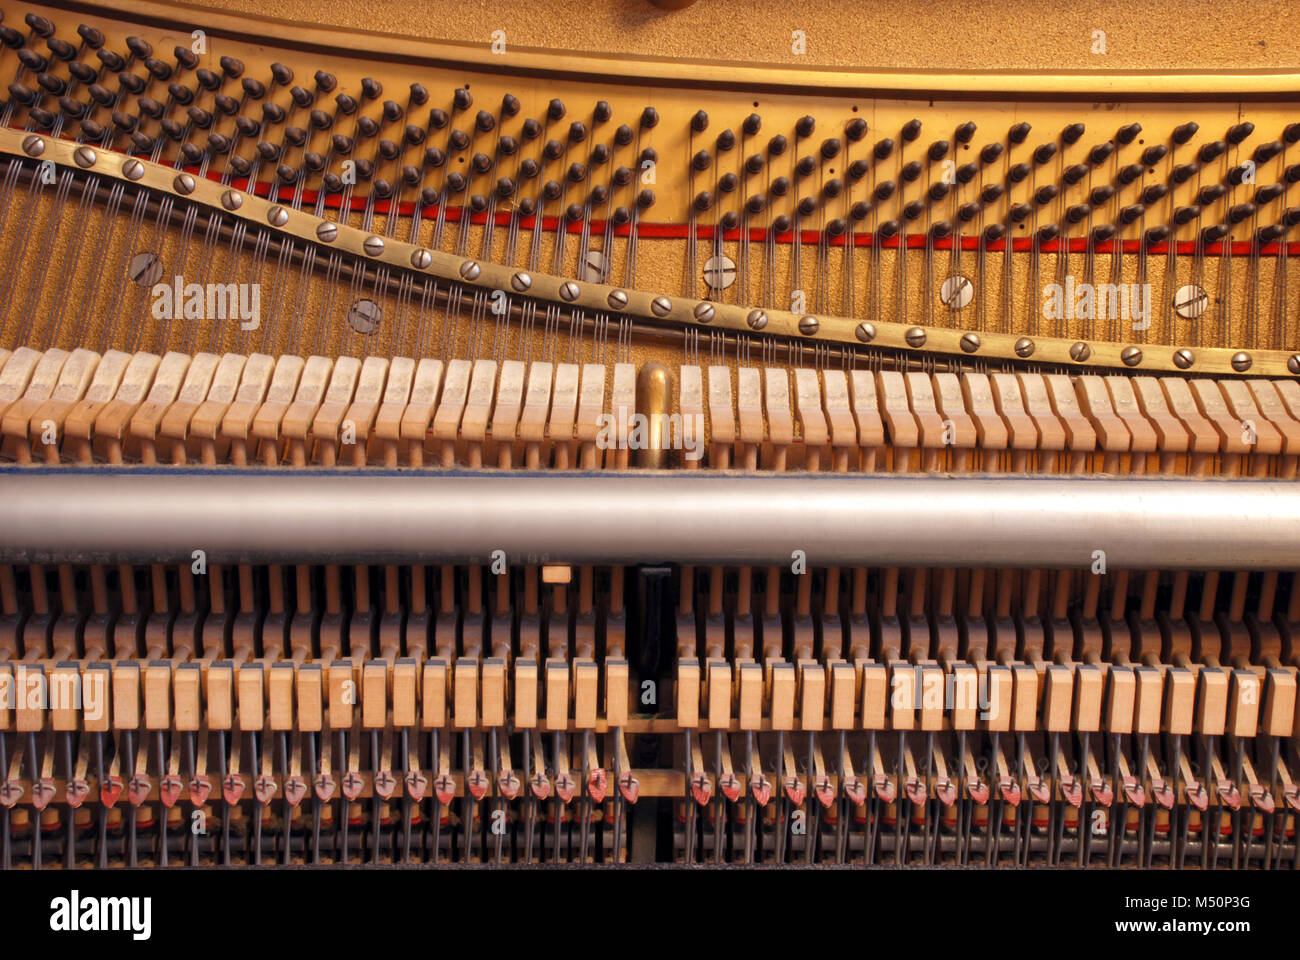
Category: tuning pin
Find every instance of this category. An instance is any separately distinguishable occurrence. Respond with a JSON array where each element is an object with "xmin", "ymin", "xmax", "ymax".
[
  {"xmin": 767, "ymin": 133, "xmax": 788, "ymax": 157},
  {"xmin": 1062, "ymin": 163, "xmax": 1088, "ymax": 185},
  {"xmin": 1113, "ymin": 162, "xmax": 1142, "ymax": 185},
  {"xmin": 772, "ymin": 213, "xmax": 792, "ymax": 233},
  {"xmin": 691, "ymin": 149, "xmax": 711, "ymax": 172},
  {"xmin": 1036, "ymin": 223, "xmax": 1059, "ymax": 242},
  {"xmin": 1201, "ymin": 223, "xmax": 1230, "ymax": 243},
  {"xmin": 1008, "ymin": 121, "xmax": 1032, "ymax": 144},
  {"xmin": 955, "ymin": 162, "xmax": 977, "ymax": 184},
  {"xmin": 902, "ymin": 199, "xmax": 924, "ymax": 220},
  {"xmin": 746, "ymin": 194, "xmax": 766, "ymax": 215},
  {"xmin": 1090, "ymin": 184, "xmax": 1115, "ymax": 206},
  {"xmin": 1065, "ymin": 203, "xmax": 1091, "ymax": 224},
  {"xmin": 638, "ymin": 105, "xmax": 657, "ymax": 128},
  {"xmin": 1141, "ymin": 183, "xmax": 1168, "ymax": 205},
  {"xmin": 930, "ymin": 219, "xmax": 952, "ymax": 239},
  {"xmin": 1258, "ymin": 223, "xmax": 1287, "ymax": 243},
  {"xmin": 1255, "ymin": 183, "xmax": 1285, "ymax": 206},
  {"xmin": 1091, "ymin": 223, "xmax": 1116, "ymax": 243},
  {"xmin": 1007, "ymin": 161, "xmax": 1030, "ymax": 184},
  {"xmin": 878, "ymin": 219, "xmax": 900, "ymax": 239},
  {"xmin": 36, "ymin": 72, "xmax": 64, "ymax": 96},
  {"xmin": 1033, "ymin": 184, "xmax": 1058, "ymax": 205},
  {"xmin": 798, "ymin": 195, "xmax": 818, "ymax": 216},
  {"xmin": 593, "ymin": 100, "xmax": 612, "ymax": 123},
  {"xmin": 980, "ymin": 142, "xmax": 1003, "ymax": 165},
  {"xmin": 1254, "ymin": 140, "xmax": 1284, "ymax": 164},
  {"xmin": 97, "ymin": 49, "xmax": 126, "ymax": 73},
  {"xmin": 1171, "ymin": 121, "xmax": 1199, "ymax": 145},
  {"xmin": 902, "ymin": 118, "xmax": 922, "ymax": 142},
  {"xmin": 717, "ymin": 129, "xmax": 736, "ymax": 152},
  {"xmin": 1061, "ymin": 122, "xmax": 1085, "ymax": 145},
  {"xmin": 613, "ymin": 205, "xmax": 631, "ymax": 225},
  {"xmin": 69, "ymin": 61, "xmax": 95, "ymax": 84},
  {"xmin": 980, "ymin": 183, "xmax": 1004, "ymax": 205},
  {"xmin": 719, "ymin": 172, "xmax": 739, "ymax": 194},
  {"xmin": 957, "ymin": 201, "xmax": 979, "ymax": 222},
  {"xmin": 900, "ymin": 159, "xmax": 922, "ymax": 182},
  {"xmin": 983, "ymin": 222, "xmax": 1006, "ymax": 243},
  {"xmin": 1227, "ymin": 201, "xmax": 1255, "ymax": 223},
  {"xmin": 927, "ymin": 139, "xmax": 949, "ymax": 162},
  {"xmin": 357, "ymin": 115, "xmax": 380, "ymax": 138},
  {"xmin": 691, "ymin": 109, "xmax": 709, "ymax": 132},
  {"xmin": 637, "ymin": 188, "xmax": 656, "ymax": 209},
  {"xmin": 1226, "ymin": 121, "xmax": 1254, "ymax": 145},
  {"xmin": 335, "ymin": 91, "xmax": 357, "ymax": 115},
  {"xmin": 1032, "ymin": 142, "xmax": 1057, "ymax": 165},
  {"xmin": 1171, "ymin": 162, "xmax": 1198, "ymax": 184},
  {"xmin": 821, "ymin": 137, "xmax": 841, "ymax": 160},
  {"xmin": 1116, "ymin": 122, "xmax": 1142, "ymax": 145},
  {"xmin": 1195, "ymin": 140, "xmax": 1226, "ymax": 165},
  {"xmin": 874, "ymin": 180, "xmax": 896, "ymax": 201},
  {"xmin": 1194, "ymin": 183, "xmax": 1224, "ymax": 206},
  {"xmin": 1284, "ymin": 205, "xmax": 1300, "ymax": 226},
  {"xmin": 850, "ymin": 200, "xmax": 870, "ymax": 221},
  {"xmin": 16, "ymin": 48, "xmax": 47, "ymax": 72},
  {"xmin": 1138, "ymin": 144, "xmax": 1167, "ymax": 167},
  {"xmin": 845, "ymin": 117, "xmax": 867, "ymax": 142},
  {"xmin": 167, "ymin": 81, "xmax": 195, "ymax": 106},
  {"xmin": 928, "ymin": 181, "xmax": 949, "ymax": 202},
  {"xmin": 589, "ymin": 143, "xmax": 610, "ymax": 166},
  {"xmin": 1089, "ymin": 141, "xmax": 1114, "ymax": 165},
  {"xmin": 795, "ymin": 115, "xmax": 815, "ymax": 138},
  {"xmin": 874, "ymin": 137, "xmax": 894, "ymax": 160},
  {"xmin": 614, "ymin": 123, "xmax": 634, "ymax": 147},
  {"xmin": 77, "ymin": 23, "xmax": 105, "ymax": 48},
  {"xmin": 796, "ymin": 155, "xmax": 816, "ymax": 177},
  {"xmin": 1226, "ymin": 163, "xmax": 1252, "ymax": 186},
  {"xmin": 1119, "ymin": 203, "xmax": 1144, "ymax": 225},
  {"xmin": 842, "ymin": 158, "xmax": 867, "ymax": 181},
  {"xmin": 228, "ymin": 154, "xmax": 252, "ymax": 177}
]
